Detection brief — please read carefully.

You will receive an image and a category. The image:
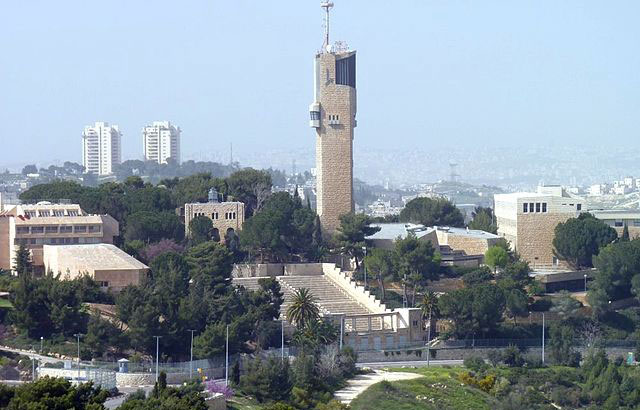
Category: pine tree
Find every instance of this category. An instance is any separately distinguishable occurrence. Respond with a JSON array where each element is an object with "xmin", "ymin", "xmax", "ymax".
[
  {"xmin": 622, "ymin": 224, "xmax": 630, "ymax": 242},
  {"xmin": 13, "ymin": 245, "xmax": 32, "ymax": 276}
]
